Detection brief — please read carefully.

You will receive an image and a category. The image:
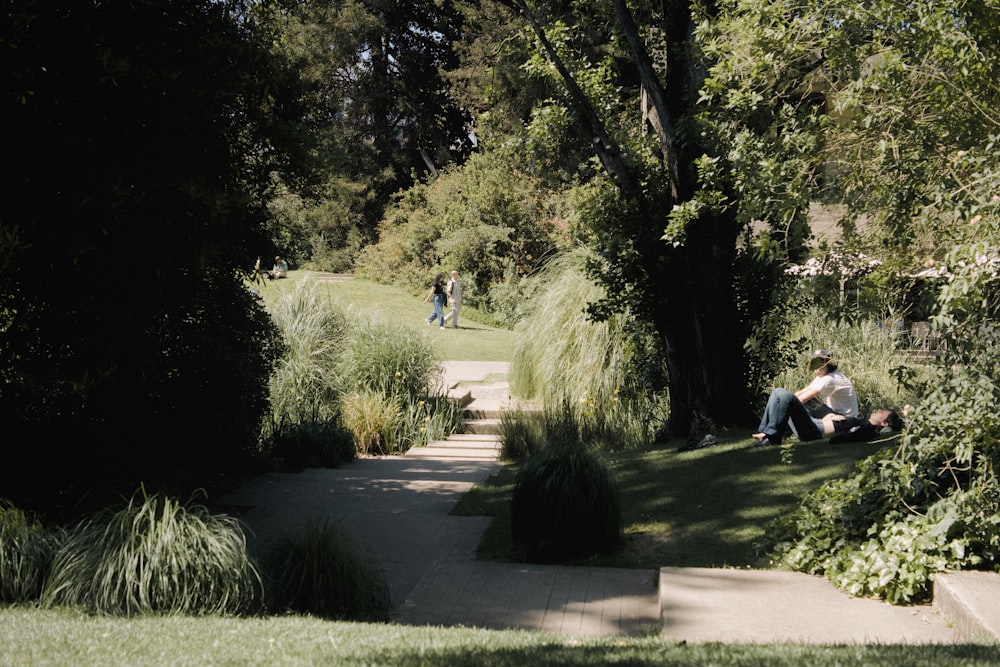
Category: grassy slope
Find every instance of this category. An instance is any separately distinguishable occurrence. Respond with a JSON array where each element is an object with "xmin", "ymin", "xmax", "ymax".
[
  {"xmin": 457, "ymin": 436, "xmax": 878, "ymax": 569},
  {"xmin": 253, "ymin": 271, "xmax": 514, "ymax": 361}
]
